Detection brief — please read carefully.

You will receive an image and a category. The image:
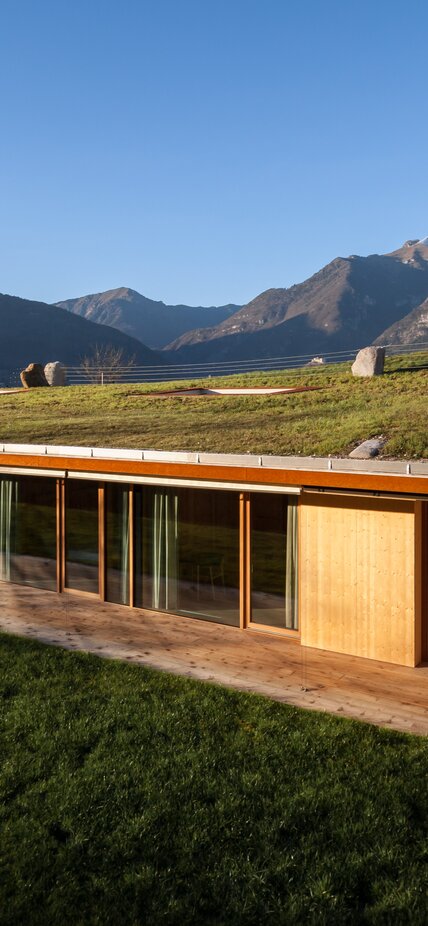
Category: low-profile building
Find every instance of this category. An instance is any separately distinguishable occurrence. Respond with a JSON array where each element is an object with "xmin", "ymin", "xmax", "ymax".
[{"xmin": 0, "ymin": 443, "xmax": 426, "ymax": 667}]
